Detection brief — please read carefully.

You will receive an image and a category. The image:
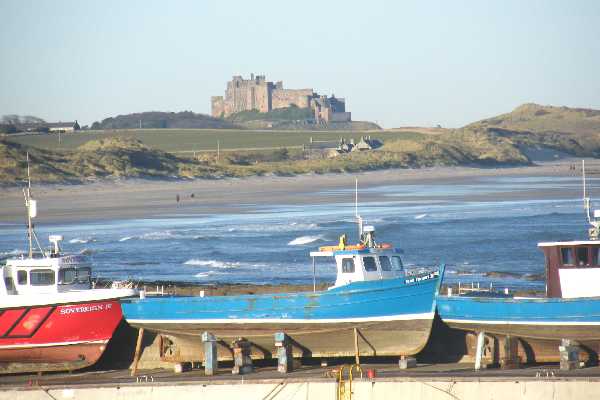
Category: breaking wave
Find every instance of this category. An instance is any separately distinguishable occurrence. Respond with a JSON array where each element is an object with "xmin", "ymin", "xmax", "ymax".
[
  {"xmin": 69, "ymin": 237, "xmax": 95, "ymax": 244},
  {"xmin": 288, "ymin": 235, "xmax": 324, "ymax": 246},
  {"xmin": 414, "ymin": 214, "xmax": 427, "ymax": 220},
  {"xmin": 184, "ymin": 259, "xmax": 241, "ymax": 269}
]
